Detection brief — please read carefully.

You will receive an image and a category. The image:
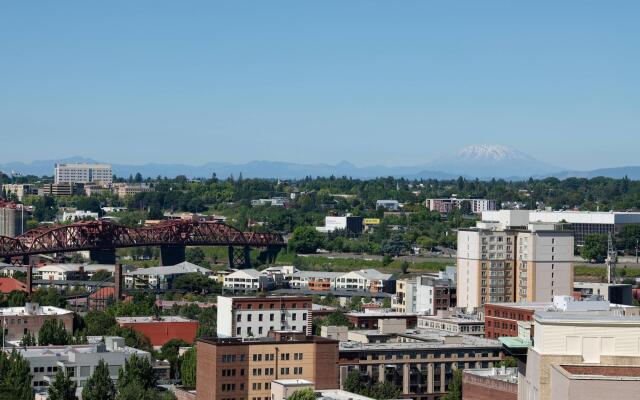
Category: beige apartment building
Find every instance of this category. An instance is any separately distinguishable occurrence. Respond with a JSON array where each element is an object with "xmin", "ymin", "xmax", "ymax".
[{"xmin": 457, "ymin": 210, "xmax": 573, "ymax": 310}]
